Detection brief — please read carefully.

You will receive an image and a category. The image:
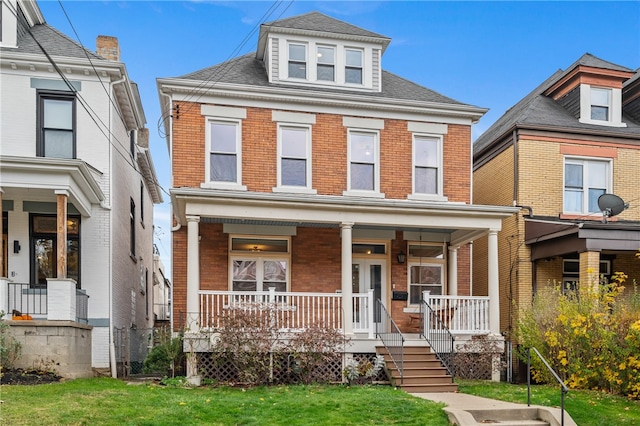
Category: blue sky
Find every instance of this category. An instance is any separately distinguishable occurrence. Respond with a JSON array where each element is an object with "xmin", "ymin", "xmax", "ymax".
[{"xmin": 37, "ymin": 1, "xmax": 640, "ymax": 275}]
